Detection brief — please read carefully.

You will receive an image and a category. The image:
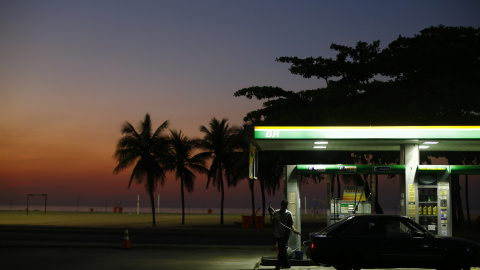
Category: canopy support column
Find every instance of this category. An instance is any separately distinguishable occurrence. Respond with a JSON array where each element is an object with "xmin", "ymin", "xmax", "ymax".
[
  {"xmin": 284, "ymin": 165, "xmax": 301, "ymax": 251},
  {"xmin": 400, "ymin": 144, "xmax": 419, "ymax": 217}
]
